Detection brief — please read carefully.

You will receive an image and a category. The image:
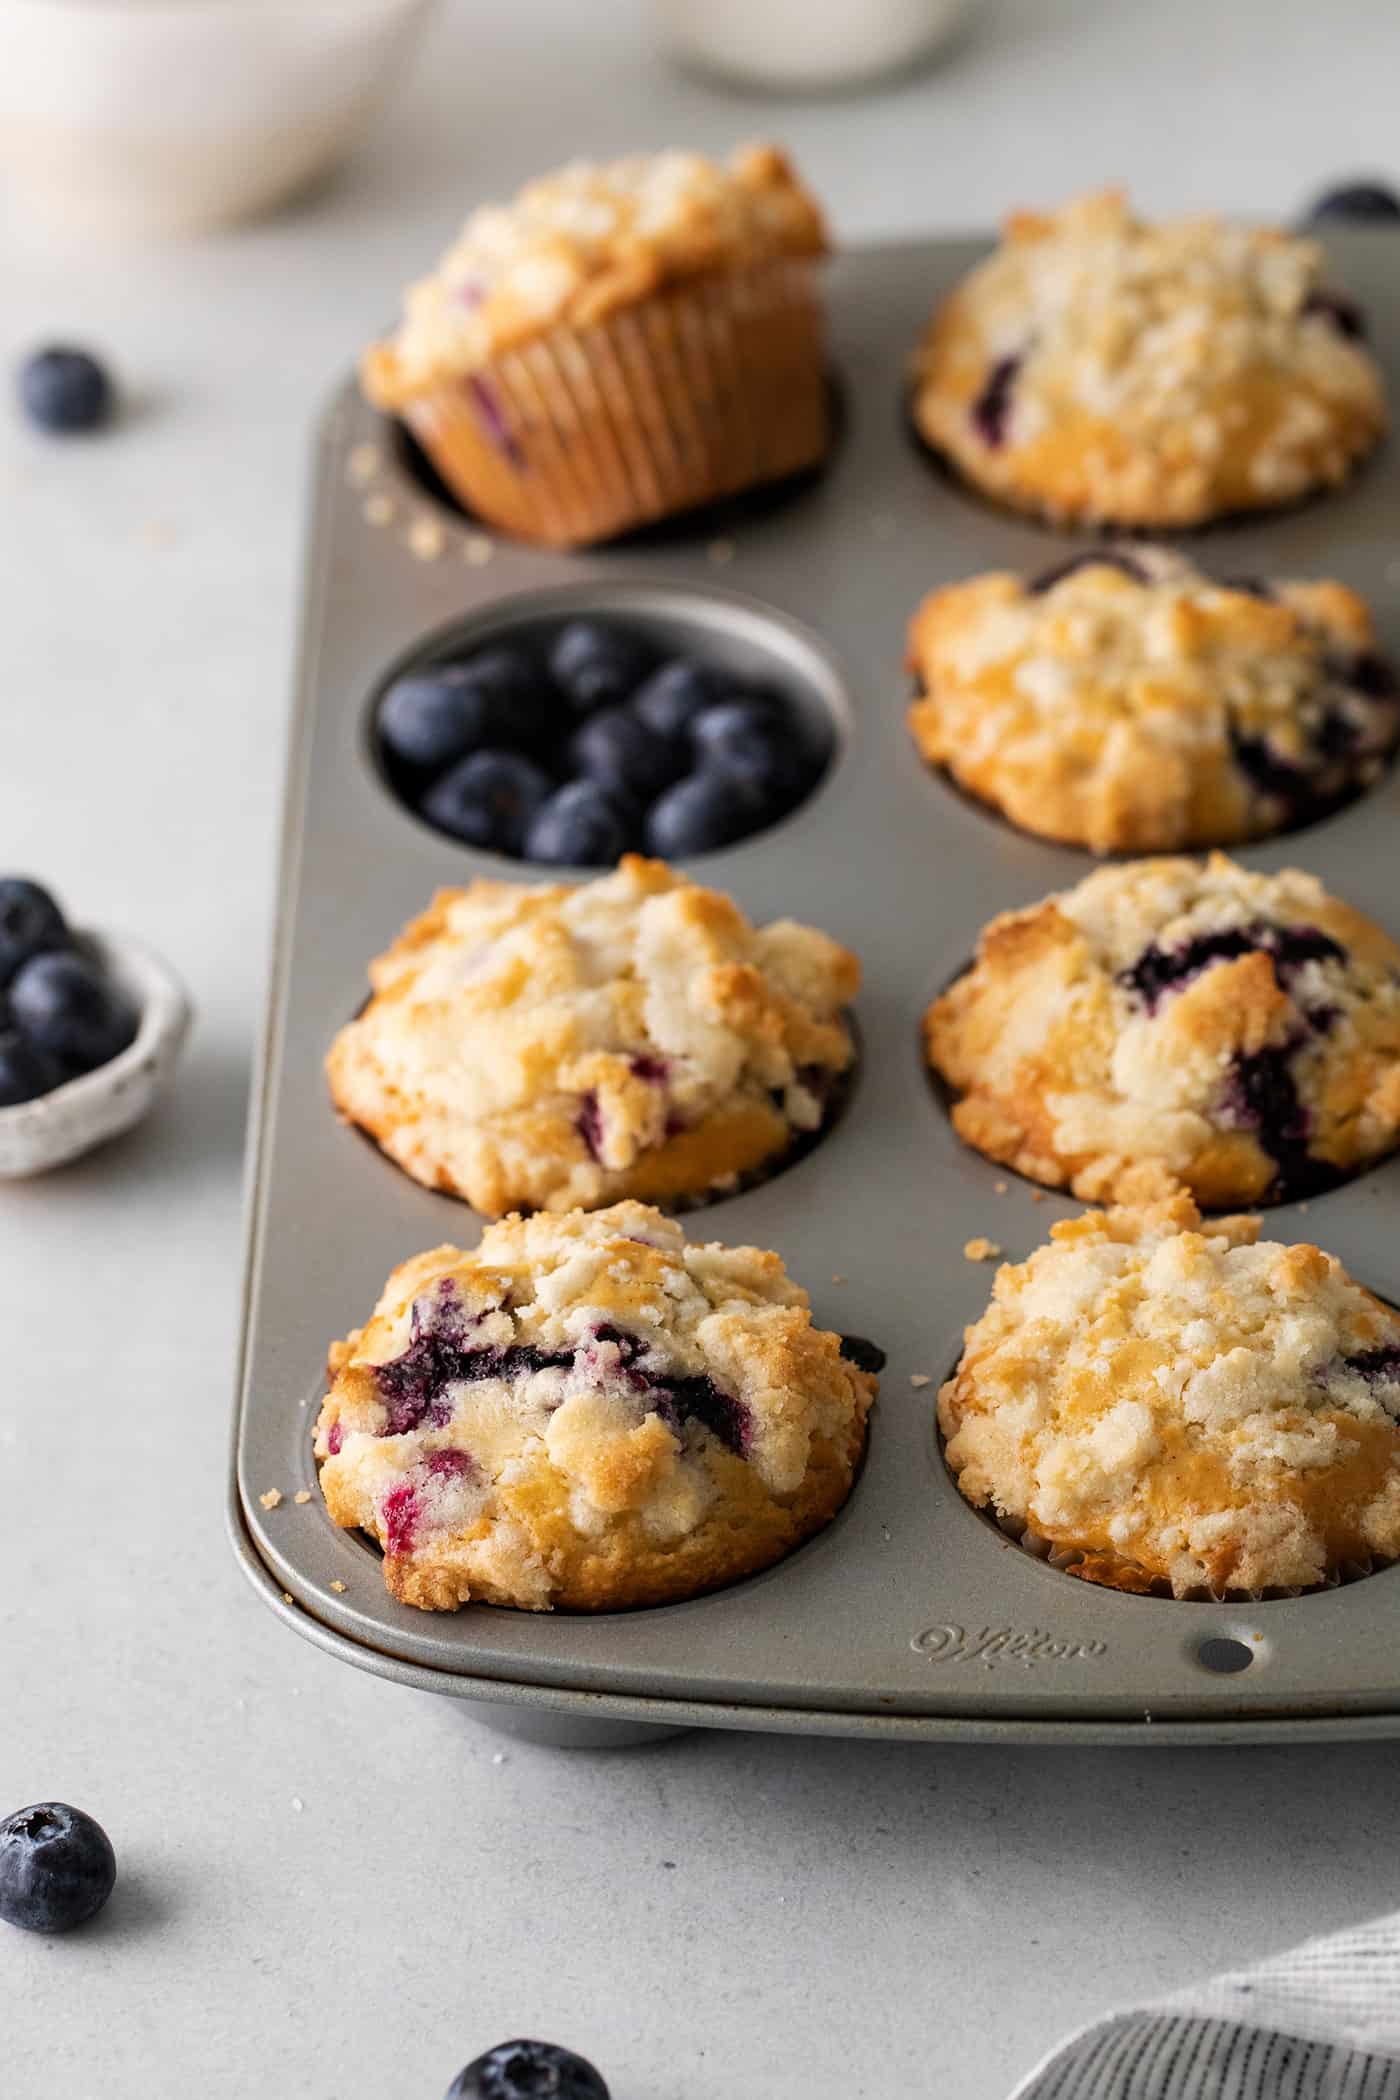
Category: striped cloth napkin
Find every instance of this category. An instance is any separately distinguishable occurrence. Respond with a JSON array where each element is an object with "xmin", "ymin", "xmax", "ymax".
[{"xmin": 1012, "ymin": 1911, "xmax": 1400, "ymax": 2099}]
